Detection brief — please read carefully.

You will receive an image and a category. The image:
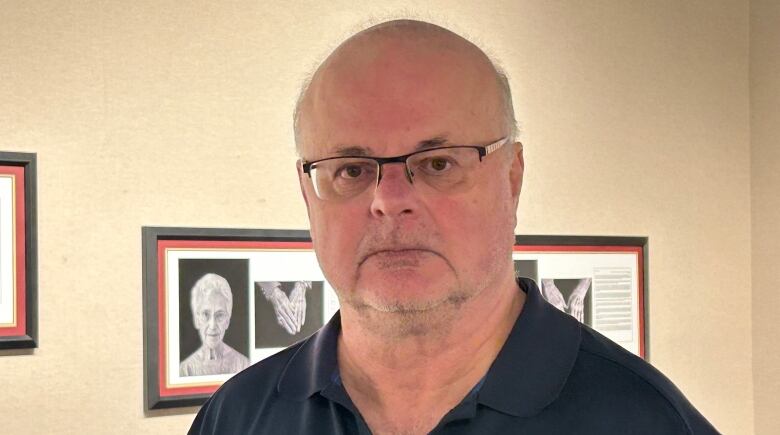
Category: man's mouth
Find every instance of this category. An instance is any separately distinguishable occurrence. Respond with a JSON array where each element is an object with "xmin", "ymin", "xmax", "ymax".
[{"xmin": 360, "ymin": 248, "xmax": 437, "ymax": 268}]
